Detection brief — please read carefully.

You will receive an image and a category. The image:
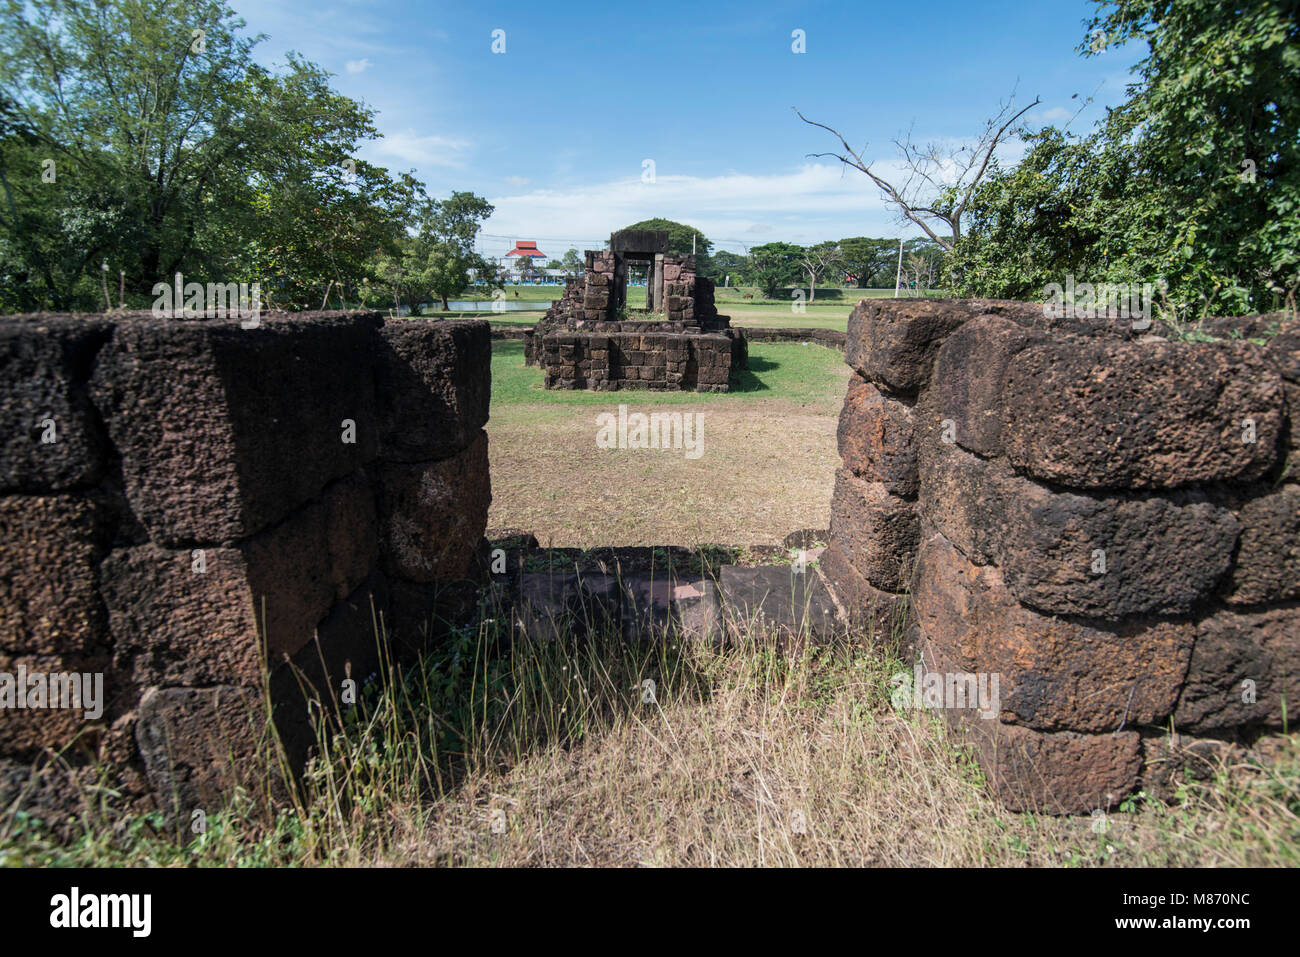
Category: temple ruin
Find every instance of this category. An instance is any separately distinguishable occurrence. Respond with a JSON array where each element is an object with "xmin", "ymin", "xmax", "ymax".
[{"xmin": 524, "ymin": 229, "xmax": 747, "ymax": 392}]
